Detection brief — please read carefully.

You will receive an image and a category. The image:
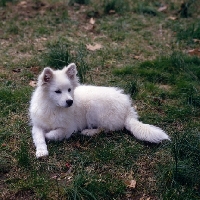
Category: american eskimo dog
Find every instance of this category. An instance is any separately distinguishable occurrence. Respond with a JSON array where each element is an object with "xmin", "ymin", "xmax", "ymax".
[{"xmin": 29, "ymin": 63, "xmax": 170, "ymax": 158}]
